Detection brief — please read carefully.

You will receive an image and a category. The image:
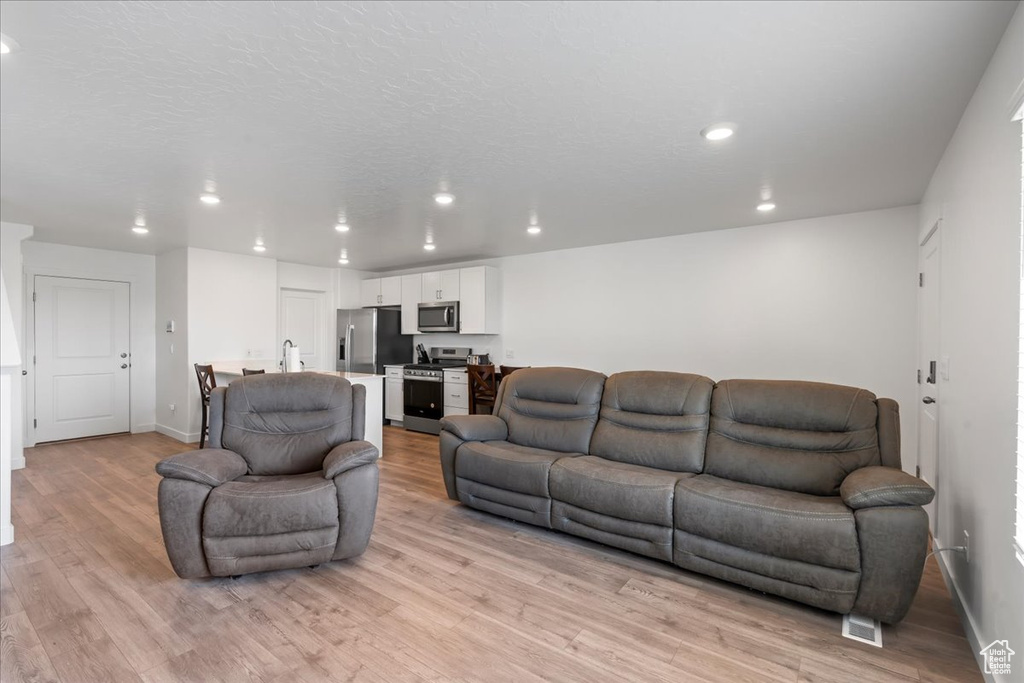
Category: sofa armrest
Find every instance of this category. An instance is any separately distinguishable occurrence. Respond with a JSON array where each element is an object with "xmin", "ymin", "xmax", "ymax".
[
  {"xmin": 840, "ymin": 466, "xmax": 934, "ymax": 509},
  {"xmin": 323, "ymin": 440, "xmax": 379, "ymax": 479},
  {"xmin": 155, "ymin": 449, "xmax": 248, "ymax": 487},
  {"xmin": 439, "ymin": 415, "xmax": 508, "ymax": 442}
]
